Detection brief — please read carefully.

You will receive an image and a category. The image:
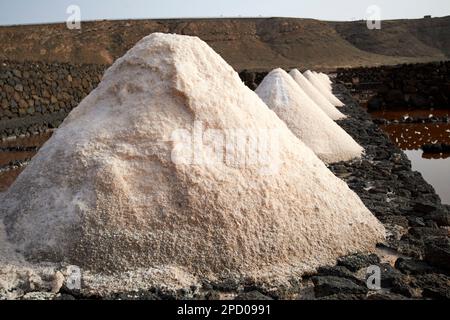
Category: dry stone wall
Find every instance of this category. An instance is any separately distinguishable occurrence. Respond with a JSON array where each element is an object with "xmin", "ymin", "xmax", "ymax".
[
  {"xmin": 0, "ymin": 61, "xmax": 106, "ymax": 137},
  {"xmin": 0, "ymin": 62, "xmax": 271, "ymax": 137},
  {"xmin": 336, "ymin": 61, "xmax": 450, "ymax": 111}
]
